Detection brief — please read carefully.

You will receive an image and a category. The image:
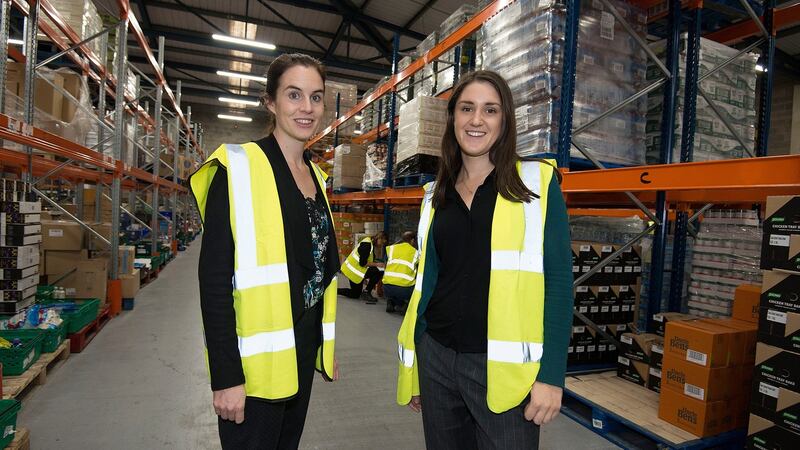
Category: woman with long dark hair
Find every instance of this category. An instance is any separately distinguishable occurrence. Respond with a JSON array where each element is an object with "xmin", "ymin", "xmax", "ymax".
[
  {"xmin": 191, "ymin": 53, "xmax": 340, "ymax": 449},
  {"xmin": 397, "ymin": 70, "xmax": 574, "ymax": 449}
]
